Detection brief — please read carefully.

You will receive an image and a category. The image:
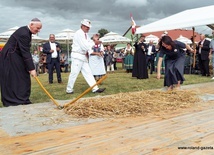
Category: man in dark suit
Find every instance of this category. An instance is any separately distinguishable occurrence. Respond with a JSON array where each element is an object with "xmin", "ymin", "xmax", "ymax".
[
  {"xmin": 0, "ymin": 18, "xmax": 42, "ymax": 107},
  {"xmin": 146, "ymin": 40, "xmax": 156, "ymax": 74},
  {"xmin": 196, "ymin": 34, "xmax": 211, "ymax": 77},
  {"xmin": 43, "ymin": 34, "xmax": 62, "ymax": 84}
]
